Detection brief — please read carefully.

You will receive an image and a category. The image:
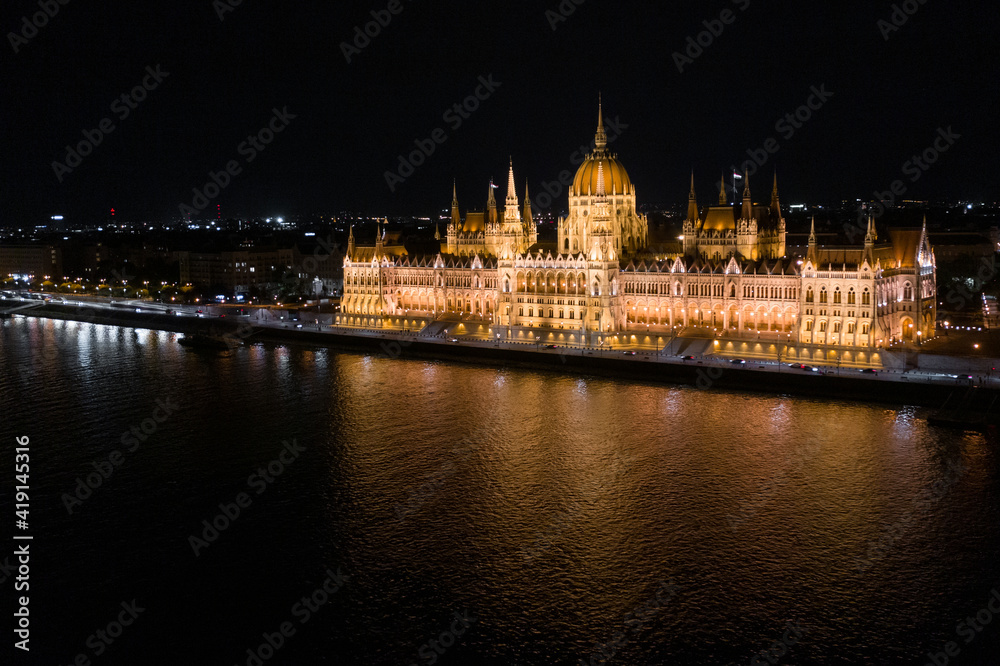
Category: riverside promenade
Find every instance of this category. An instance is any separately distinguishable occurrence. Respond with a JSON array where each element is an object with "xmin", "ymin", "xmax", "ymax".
[{"xmin": 3, "ymin": 294, "xmax": 998, "ymax": 417}]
